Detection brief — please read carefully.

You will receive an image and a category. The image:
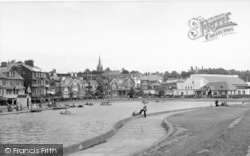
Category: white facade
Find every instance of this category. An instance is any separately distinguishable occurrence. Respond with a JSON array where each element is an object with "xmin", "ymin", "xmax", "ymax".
[{"xmin": 174, "ymin": 74, "xmax": 247, "ymax": 96}]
